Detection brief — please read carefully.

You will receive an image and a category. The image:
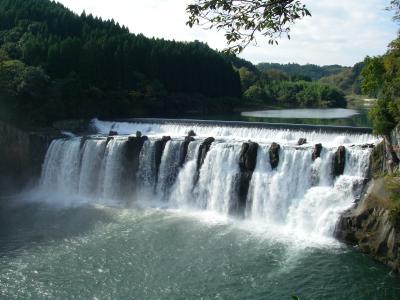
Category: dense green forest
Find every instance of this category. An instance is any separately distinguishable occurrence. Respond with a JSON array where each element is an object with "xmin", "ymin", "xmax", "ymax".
[
  {"xmin": 237, "ymin": 63, "xmax": 350, "ymax": 108},
  {"xmin": 257, "ymin": 62, "xmax": 348, "ymax": 81},
  {"xmin": 0, "ymin": 0, "xmax": 241, "ymax": 126},
  {"xmin": 256, "ymin": 62, "xmax": 364, "ymax": 95},
  {"xmin": 319, "ymin": 62, "xmax": 364, "ymax": 95},
  {"xmin": 0, "ymin": 0, "xmax": 359, "ymax": 127}
]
